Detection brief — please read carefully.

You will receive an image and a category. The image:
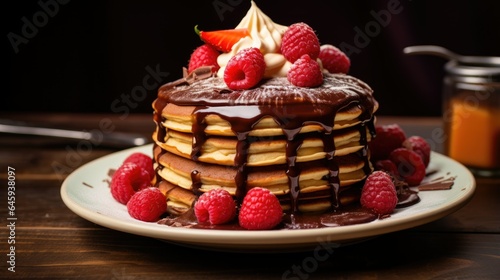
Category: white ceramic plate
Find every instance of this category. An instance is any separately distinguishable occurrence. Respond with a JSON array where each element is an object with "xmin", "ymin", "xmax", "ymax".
[{"xmin": 61, "ymin": 144, "xmax": 475, "ymax": 252}]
